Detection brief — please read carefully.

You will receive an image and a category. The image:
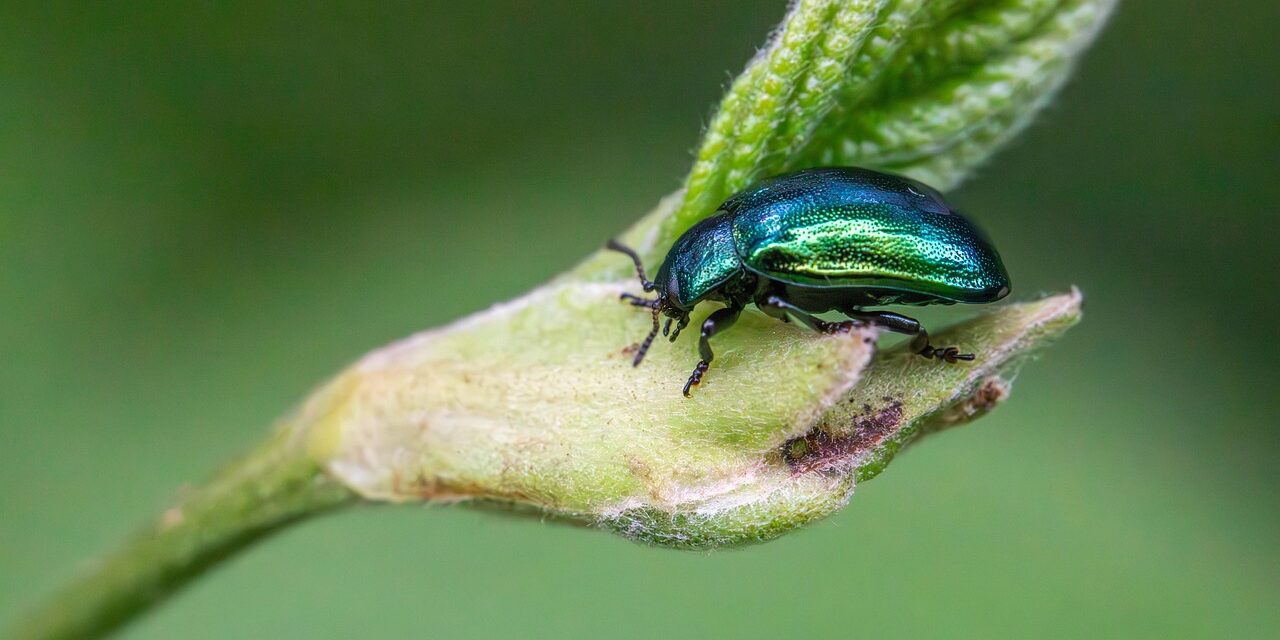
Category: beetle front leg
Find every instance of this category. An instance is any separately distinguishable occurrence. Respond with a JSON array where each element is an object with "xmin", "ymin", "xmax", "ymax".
[
  {"xmin": 841, "ymin": 309, "xmax": 974, "ymax": 363},
  {"xmin": 683, "ymin": 306, "xmax": 742, "ymax": 397},
  {"xmin": 668, "ymin": 314, "xmax": 689, "ymax": 342}
]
